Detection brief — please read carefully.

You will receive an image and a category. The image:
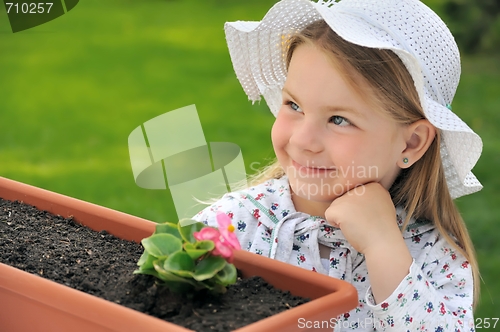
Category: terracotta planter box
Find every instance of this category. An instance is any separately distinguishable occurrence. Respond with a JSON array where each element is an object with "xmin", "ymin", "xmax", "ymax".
[{"xmin": 0, "ymin": 176, "xmax": 358, "ymax": 331}]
